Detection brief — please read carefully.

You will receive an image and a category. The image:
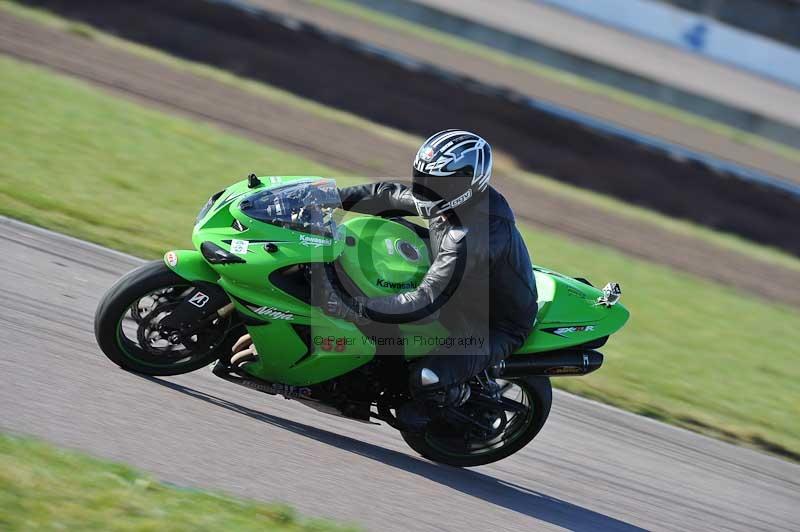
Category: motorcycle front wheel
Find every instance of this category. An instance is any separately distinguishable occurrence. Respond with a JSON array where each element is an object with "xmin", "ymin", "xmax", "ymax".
[
  {"xmin": 94, "ymin": 261, "xmax": 238, "ymax": 376},
  {"xmin": 401, "ymin": 376, "xmax": 552, "ymax": 467}
]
